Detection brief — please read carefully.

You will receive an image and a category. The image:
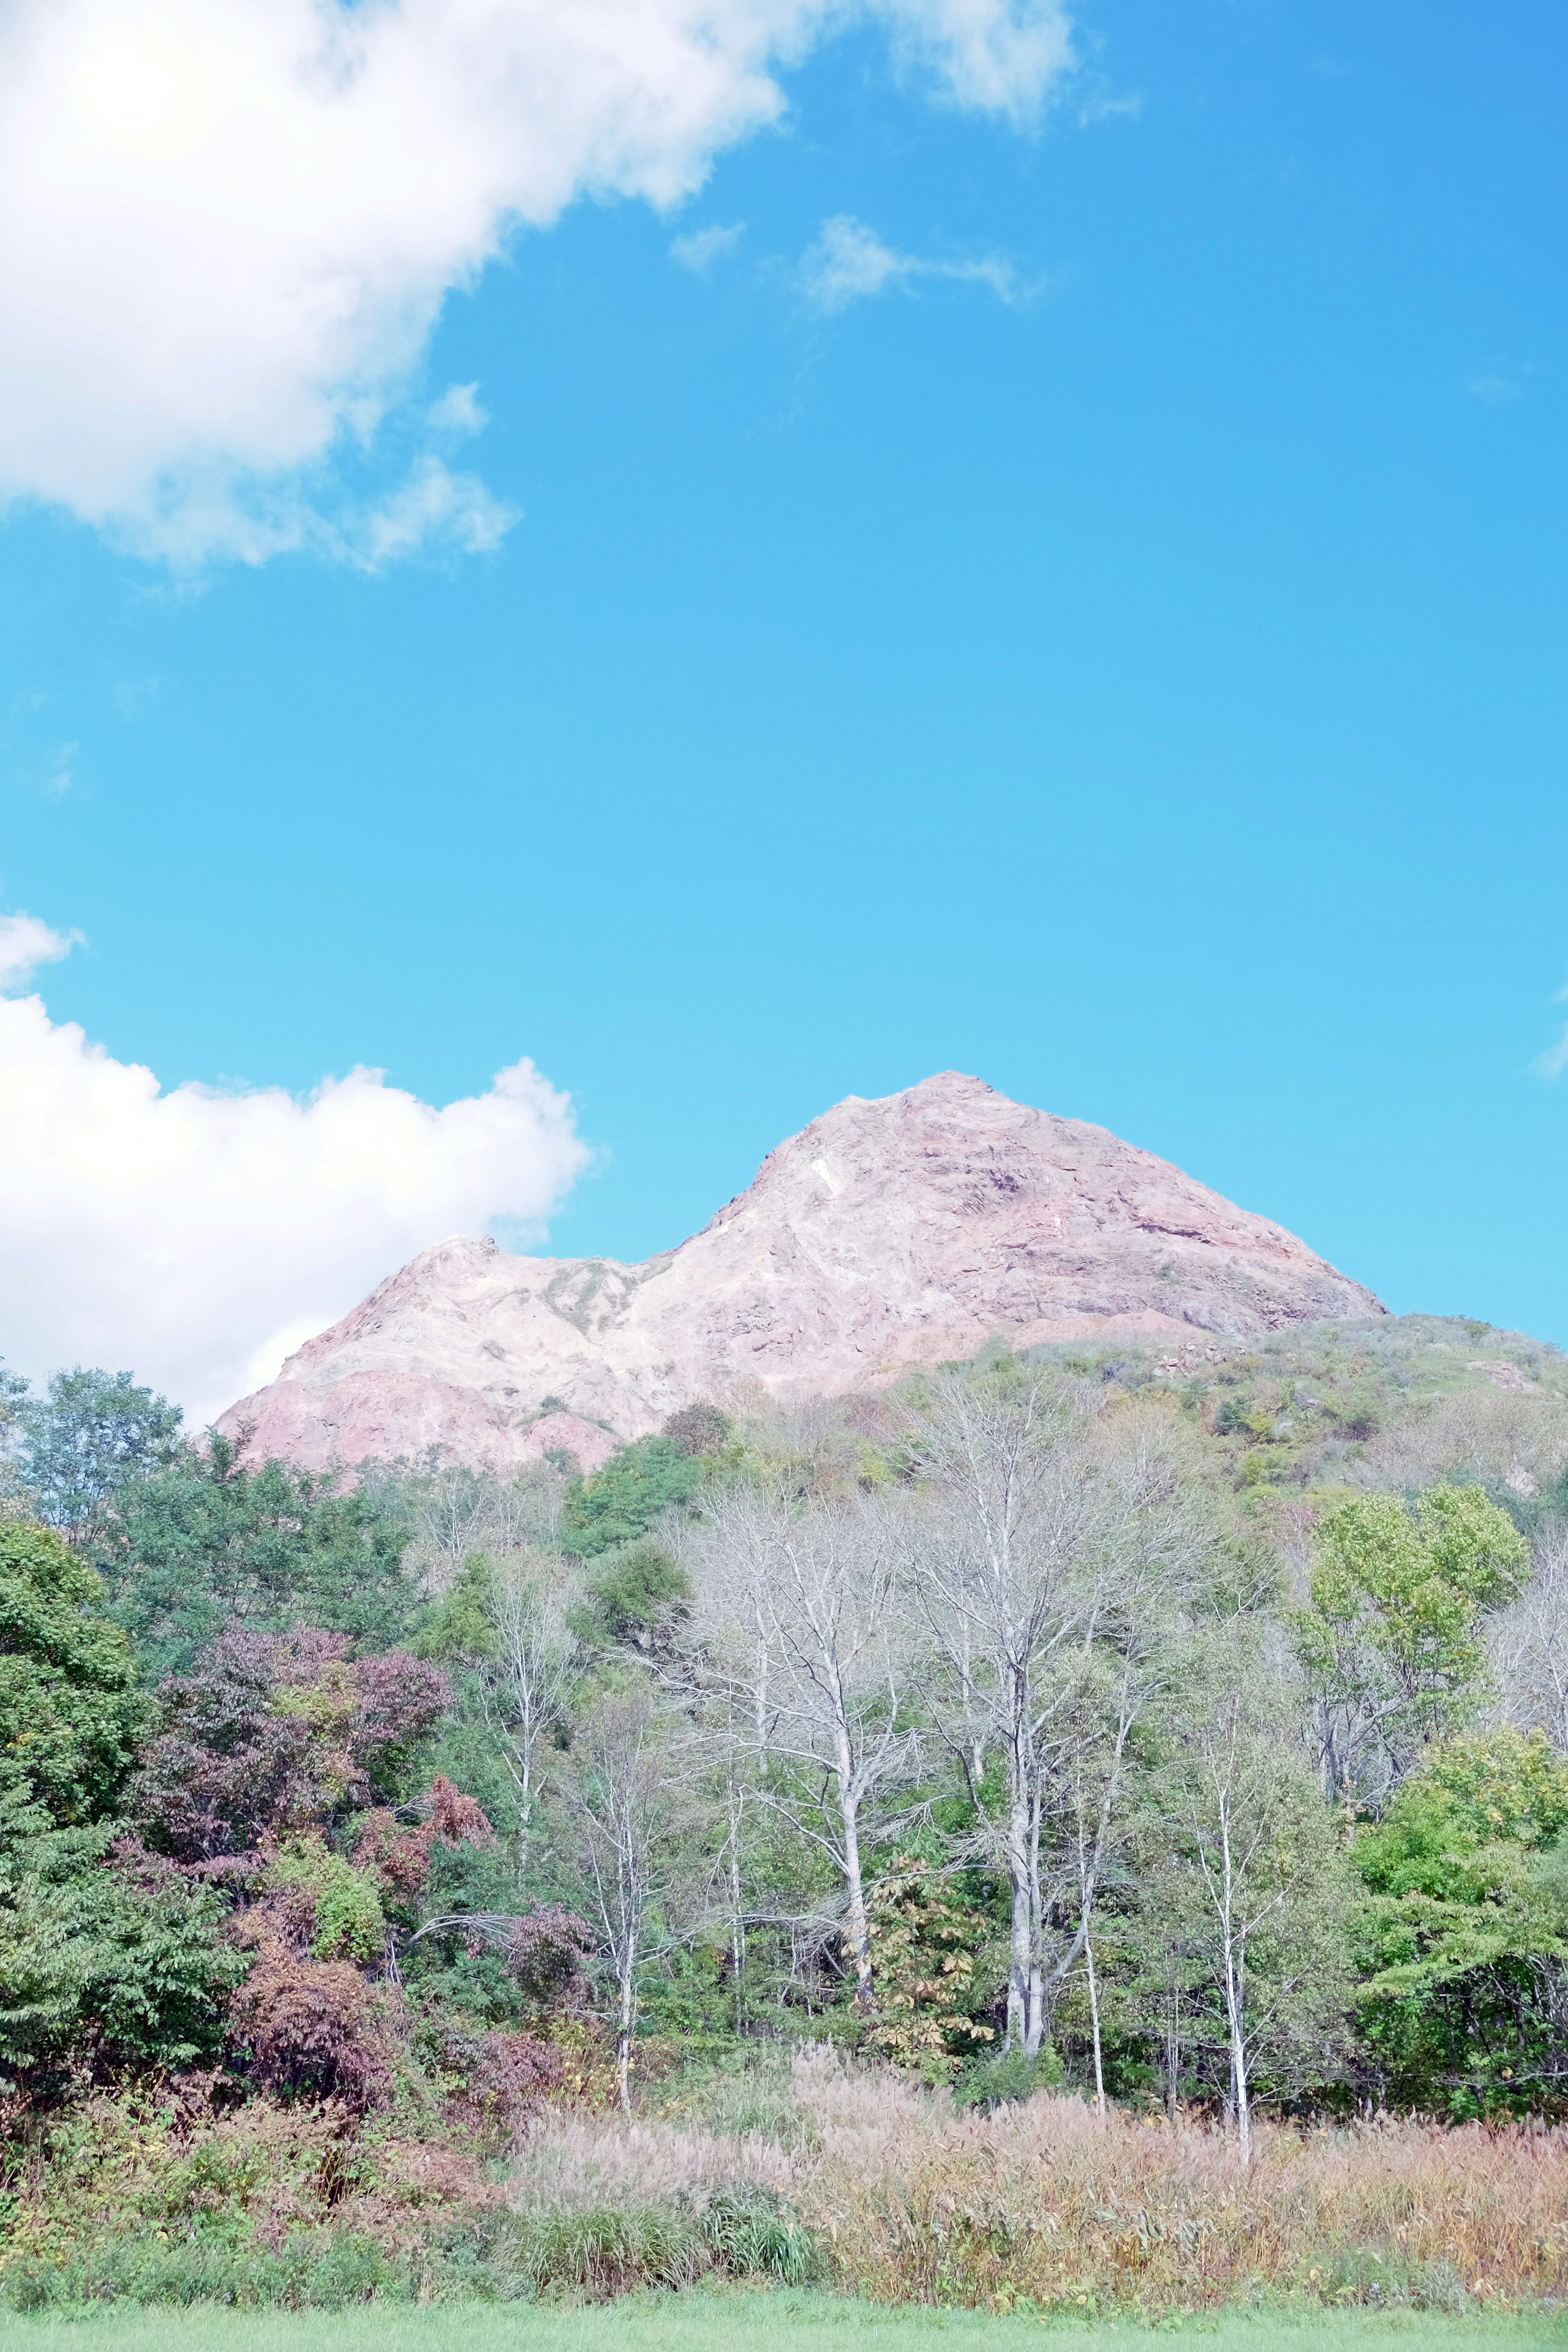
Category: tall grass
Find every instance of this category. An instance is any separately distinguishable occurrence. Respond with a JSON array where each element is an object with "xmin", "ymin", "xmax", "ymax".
[
  {"xmin": 7, "ymin": 2052, "xmax": 1568, "ymax": 2313},
  {"xmin": 506, "ymin": 2050, "xmax": 1568, "ymax": 2314},
  {"xmin": 781, "ymin": 2051, "xmax": 1568, "ymax": 2314}
]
